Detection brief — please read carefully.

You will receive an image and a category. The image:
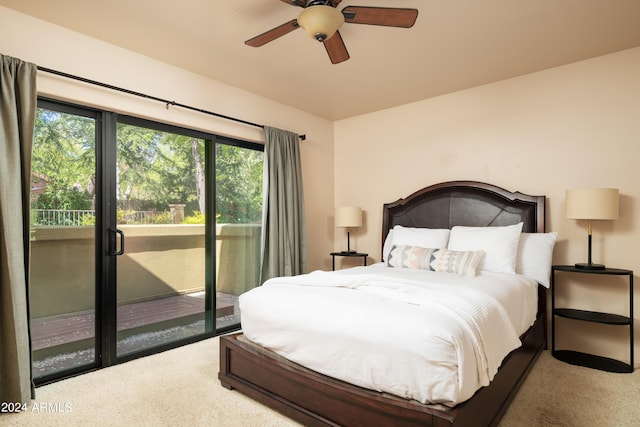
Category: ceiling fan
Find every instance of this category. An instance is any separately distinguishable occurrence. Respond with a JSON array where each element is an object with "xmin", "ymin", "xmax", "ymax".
[{"xmin": 245, "ymin": 0, "xmax": 419, "ymax": 64}]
